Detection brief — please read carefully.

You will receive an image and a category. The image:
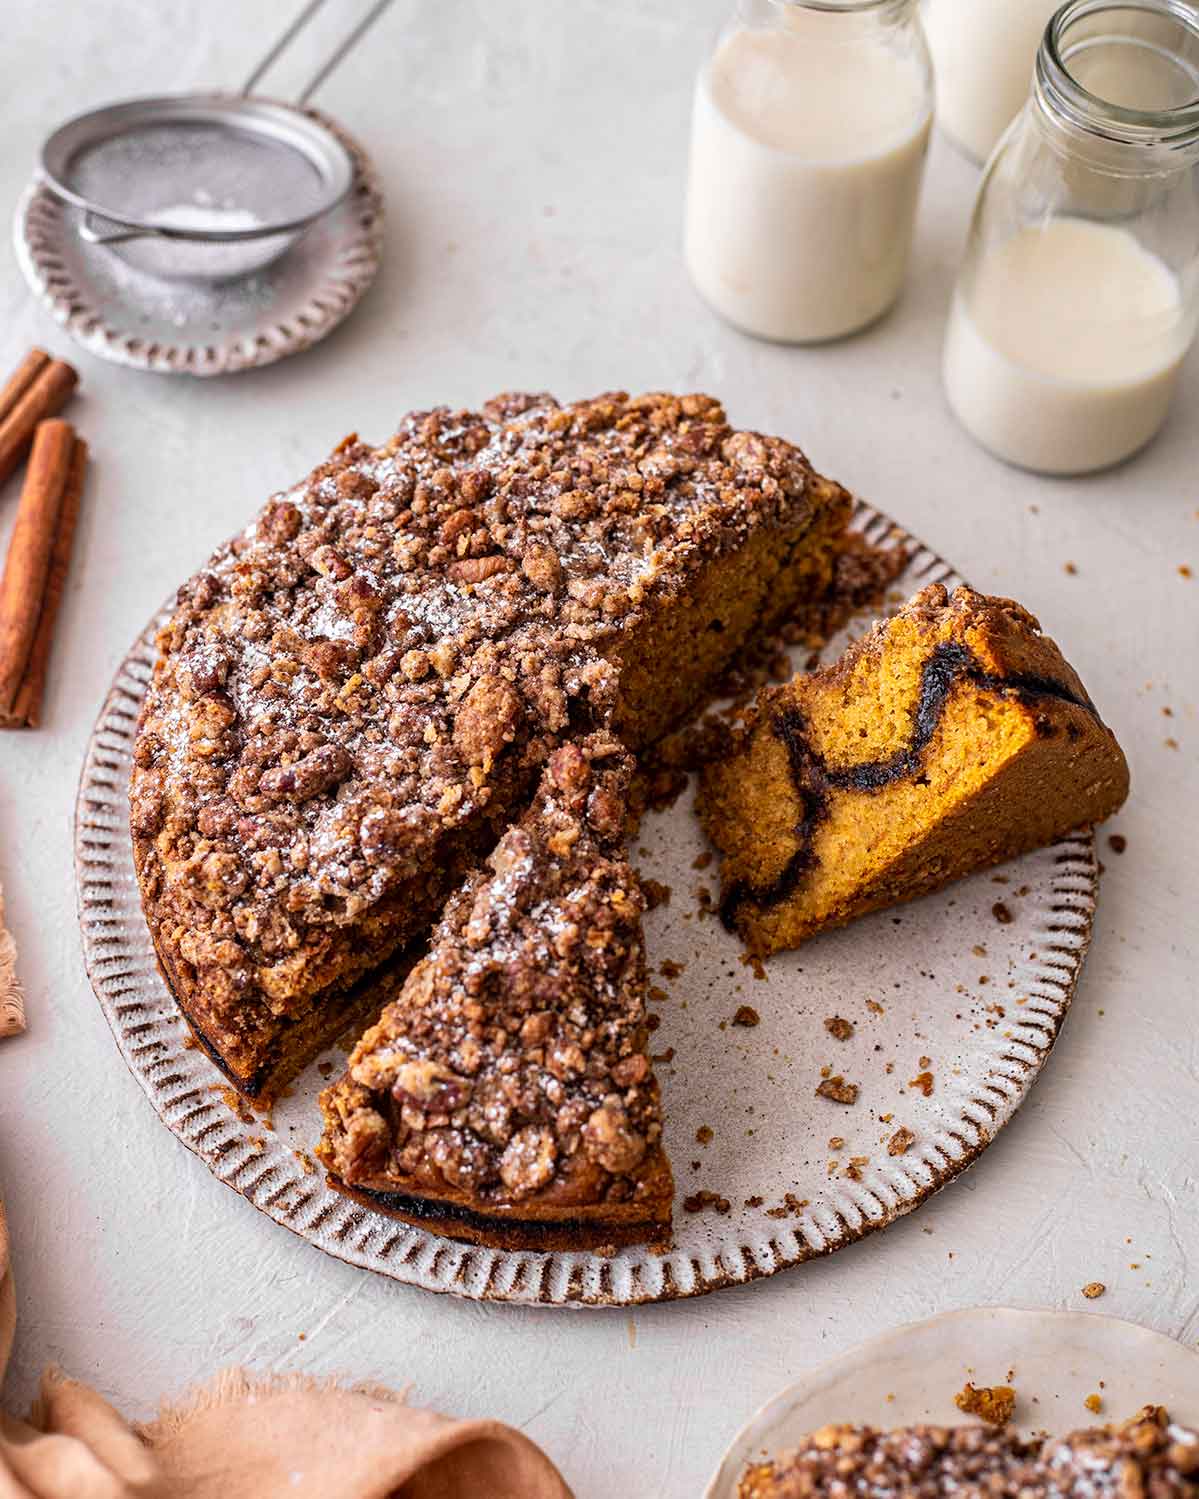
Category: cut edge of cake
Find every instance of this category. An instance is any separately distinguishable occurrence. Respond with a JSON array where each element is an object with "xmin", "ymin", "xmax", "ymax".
[{"xmin": 700, "ymin": 583, "xmax": 1130, "ymax": 956}]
